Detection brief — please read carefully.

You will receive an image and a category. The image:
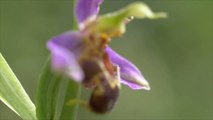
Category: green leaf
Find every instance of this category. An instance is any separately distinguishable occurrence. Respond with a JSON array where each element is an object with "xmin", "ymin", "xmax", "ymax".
[
  {"xmin": 0, "ymin": 53, "xmax": 37, "ymax": 120},
  {"xmin": 36, "ymin": 58, "xmax": 81, "ymax": 120},
  {"xmin": 36, "ymin": 58, "xmax": 60, "ymax": 120}
]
